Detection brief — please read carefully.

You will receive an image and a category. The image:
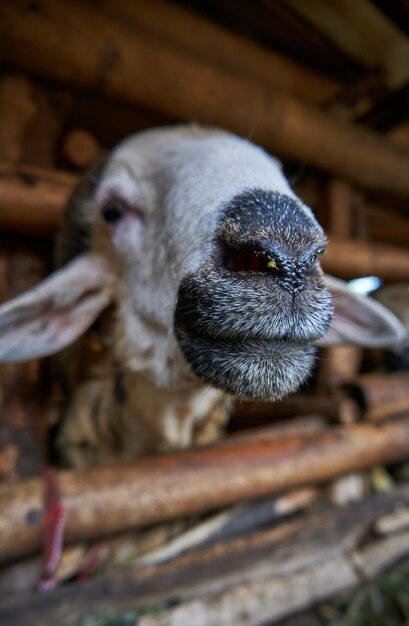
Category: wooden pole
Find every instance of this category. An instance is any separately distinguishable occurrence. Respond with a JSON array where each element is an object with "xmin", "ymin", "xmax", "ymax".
[
  {"xmin": 1, "ymin": 418, "xmax": 409, "ymax": 563},
  {"xmin": 233, "ymin": 394, "xmax": 360, "ymax": 426},
  {"xmin": 104, "ymin": 0, "xmax": 340, "ymax": 104},
  {"xmin": 322, "ymin": 237, "xmax": 409, "ymax": 280},
  {"xmin": 1, "ymin": 485, "xmax": 409, "ymax": 626},
  {"xmin": 2, "ymin": 1, "xmax": 409, "ymax": 195},
  {"xmin": 0, "ymin": 163, "xmax": 75, "ymax": 235}
]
